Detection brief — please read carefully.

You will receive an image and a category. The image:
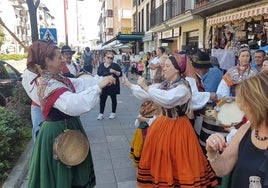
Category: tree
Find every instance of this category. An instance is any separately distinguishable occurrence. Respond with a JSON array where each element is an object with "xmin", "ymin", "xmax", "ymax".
[
  {"xmin": 0, "ymin": 27, "xmax": 5, "ymax": 49},
  {"xmin": 26, "ymin": 0, "xmax": 40, "ymax": 42}
]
